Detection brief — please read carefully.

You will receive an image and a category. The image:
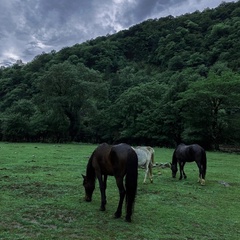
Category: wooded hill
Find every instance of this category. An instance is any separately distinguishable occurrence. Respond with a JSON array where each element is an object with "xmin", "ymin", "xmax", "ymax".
[{"xmin": 0, "ymin": 1, "xmax": 240, "ymax": 149}]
